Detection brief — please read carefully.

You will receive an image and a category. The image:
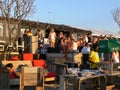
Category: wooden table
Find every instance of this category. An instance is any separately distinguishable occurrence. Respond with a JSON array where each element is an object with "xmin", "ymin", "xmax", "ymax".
[
  {"xmin": 59, "ymin": 73, "xmax": 106, "ymax": 90},
  {"xmin": 106, "ymin": 71, "xmax": 120, "ymax": 87},
  {"xmin": 59, "ymin": 75, "xmax": 77, "ymax": 90},
  {"xmin": 106, "ymin": 71, "xmax": 120, "ymax": 76},
  {"xmin": 76, "ymin": 74, "xmax": 106, "ymax": 90}
]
